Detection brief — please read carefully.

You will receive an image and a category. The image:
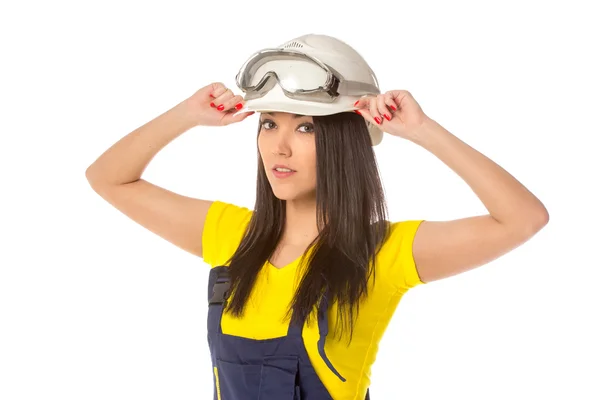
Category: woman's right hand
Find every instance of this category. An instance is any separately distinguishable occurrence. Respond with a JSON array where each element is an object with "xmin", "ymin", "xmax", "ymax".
[{"xmin": 184, "ymin": 82, "xmax": 255, "ymax": 127}]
